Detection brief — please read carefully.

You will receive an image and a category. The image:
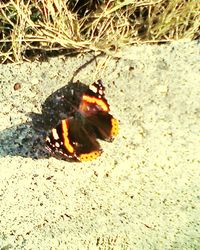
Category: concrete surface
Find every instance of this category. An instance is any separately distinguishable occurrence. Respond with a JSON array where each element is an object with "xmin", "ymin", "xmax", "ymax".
[{"xmin": 0, "ymin": 41, "xmax": 200, "ymax": 249}]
